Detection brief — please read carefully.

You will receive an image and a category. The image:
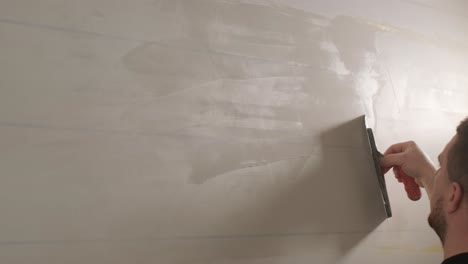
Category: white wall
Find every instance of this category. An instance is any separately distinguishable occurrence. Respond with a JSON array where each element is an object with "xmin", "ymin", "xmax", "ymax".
[{"xmin": 0, "ymin": 0, "xmax": 467, "ymax": 263}]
